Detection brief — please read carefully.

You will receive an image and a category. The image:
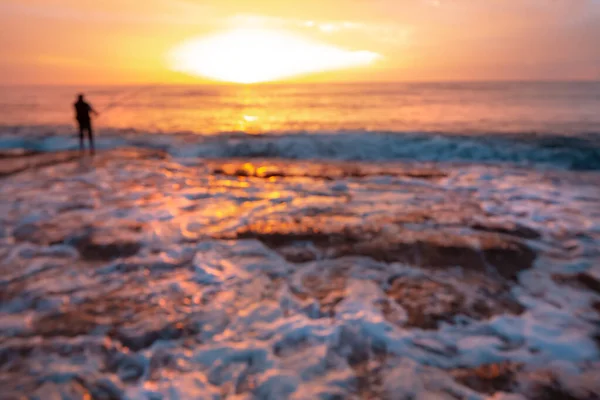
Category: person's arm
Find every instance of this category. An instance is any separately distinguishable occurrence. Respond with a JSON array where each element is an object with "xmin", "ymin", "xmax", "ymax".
[{"xmin": 89, "ymin": 104, "xmax": 99, "ymax": 116}]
